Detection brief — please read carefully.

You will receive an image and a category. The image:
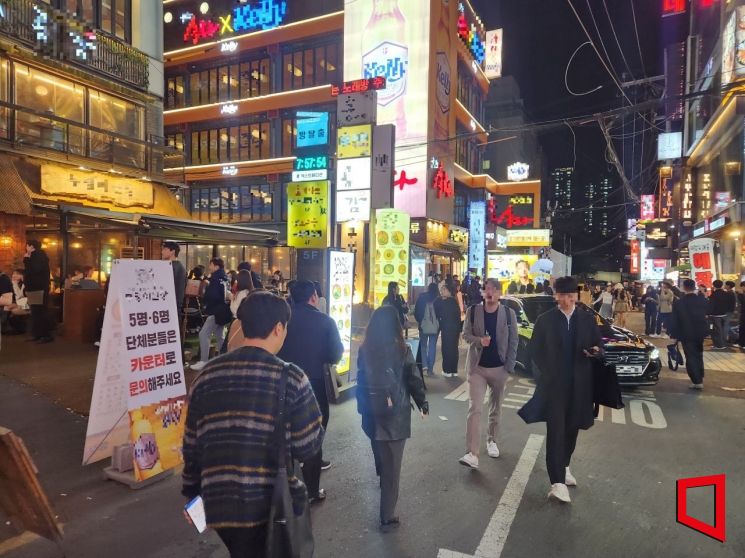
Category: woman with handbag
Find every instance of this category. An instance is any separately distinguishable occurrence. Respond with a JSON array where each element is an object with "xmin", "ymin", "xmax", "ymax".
[{"xmin": 356, "ymin": 306, "xmax": 429, "ymax": 532}]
